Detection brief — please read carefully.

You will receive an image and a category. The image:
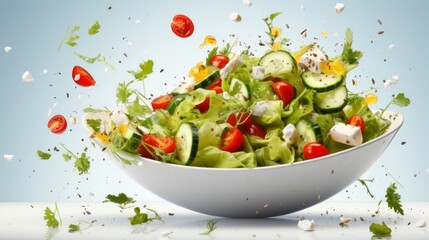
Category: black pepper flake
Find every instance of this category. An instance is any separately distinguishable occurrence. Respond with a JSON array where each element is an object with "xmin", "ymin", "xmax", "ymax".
[
  {"xmin": 108, "ymin": 6, "xmax": 112, "ymax": 10},
  {"xmin": 168, "ymin": 213, "xmax": 175, "ymax": 216},
  {"xmin": 401, "ymin": 141, "xmax": 406, "ymax": 145},
  {"xmin": 377, "ymin": 19, "xmax": 383, "ymax": 25},
  {"xmin": 160, "ymin": 69, "xmax": 164, "ymax": 73},
  {"xmin": 378, "ymin": 31, "xmax": 385, "ymax": 35},
  {"xmin": 123, "ymin": 53, "xmax": 128, "ymax": 57},
  {"xmin": 371, "ymin": 78, "xmax": 376, "ymax": 85}
]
